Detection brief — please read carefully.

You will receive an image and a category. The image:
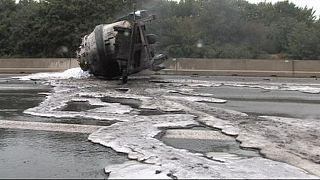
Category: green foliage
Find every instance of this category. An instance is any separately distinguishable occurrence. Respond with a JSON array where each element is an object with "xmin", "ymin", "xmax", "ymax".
[
  {"xmin": 0, "ymin": 0, "xmax": 16, "ymax": 56},
  {"xmin": 148, "ymin": 0, "xmax": 319, "ymax": 60},
  {"xmin": 0, "ymin": 0, "xmax": 126, "ymax": 57},
  {"xmin": 287, "ymin": 22, "xmax": 320, "ymax": 59},
  {"xmin": 0, "ymin": 0, "xmax": 319, "ymax": 59}
]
